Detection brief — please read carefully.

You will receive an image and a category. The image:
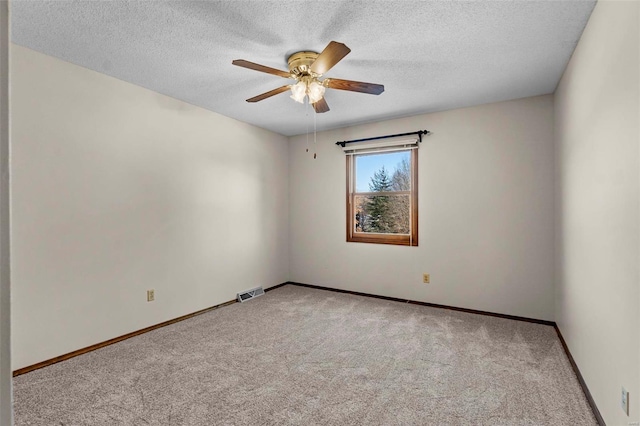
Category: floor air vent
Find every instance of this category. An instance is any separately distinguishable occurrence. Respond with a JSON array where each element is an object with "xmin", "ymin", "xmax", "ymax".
[{"xmin": 237, "ymin": 286, "xmax": 265, "ymax": 303}]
